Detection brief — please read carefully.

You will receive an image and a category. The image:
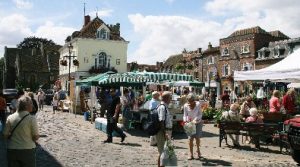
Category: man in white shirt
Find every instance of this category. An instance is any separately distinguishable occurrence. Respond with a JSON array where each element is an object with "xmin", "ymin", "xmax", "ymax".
[
  {"xmin": 149, "ymin": 91, "xmax": 160, "ymax": 146},
  {"xmin": 156, "ymin": 91, "xmax": 172, "ymax": 167}
]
